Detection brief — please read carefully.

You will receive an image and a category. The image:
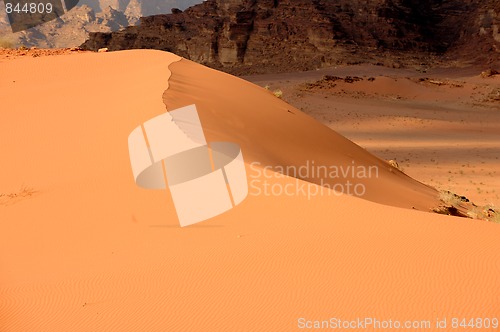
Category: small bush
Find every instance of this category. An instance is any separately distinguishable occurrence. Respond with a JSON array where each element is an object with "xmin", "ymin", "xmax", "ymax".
[
  {"xmin": 0, "ymin": 38, "xmax": 15, "ymax": 49},
  {"xmin": 0, "ymin": 185, "xmax": 37, "ymax": 206},
  {"xmin": 388, "ymin": 159, "xmax": 403, "ymax": 172},
  {"xmin": 273, "ymin": 89, "xmax": 283, "ymax": 98}
]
